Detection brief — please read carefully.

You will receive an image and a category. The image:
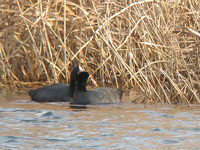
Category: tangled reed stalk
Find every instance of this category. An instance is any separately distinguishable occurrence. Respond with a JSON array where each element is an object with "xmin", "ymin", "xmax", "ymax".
[{"xmin": 0, "ymin": 0, "xmax": 200, "ymax": 104}]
